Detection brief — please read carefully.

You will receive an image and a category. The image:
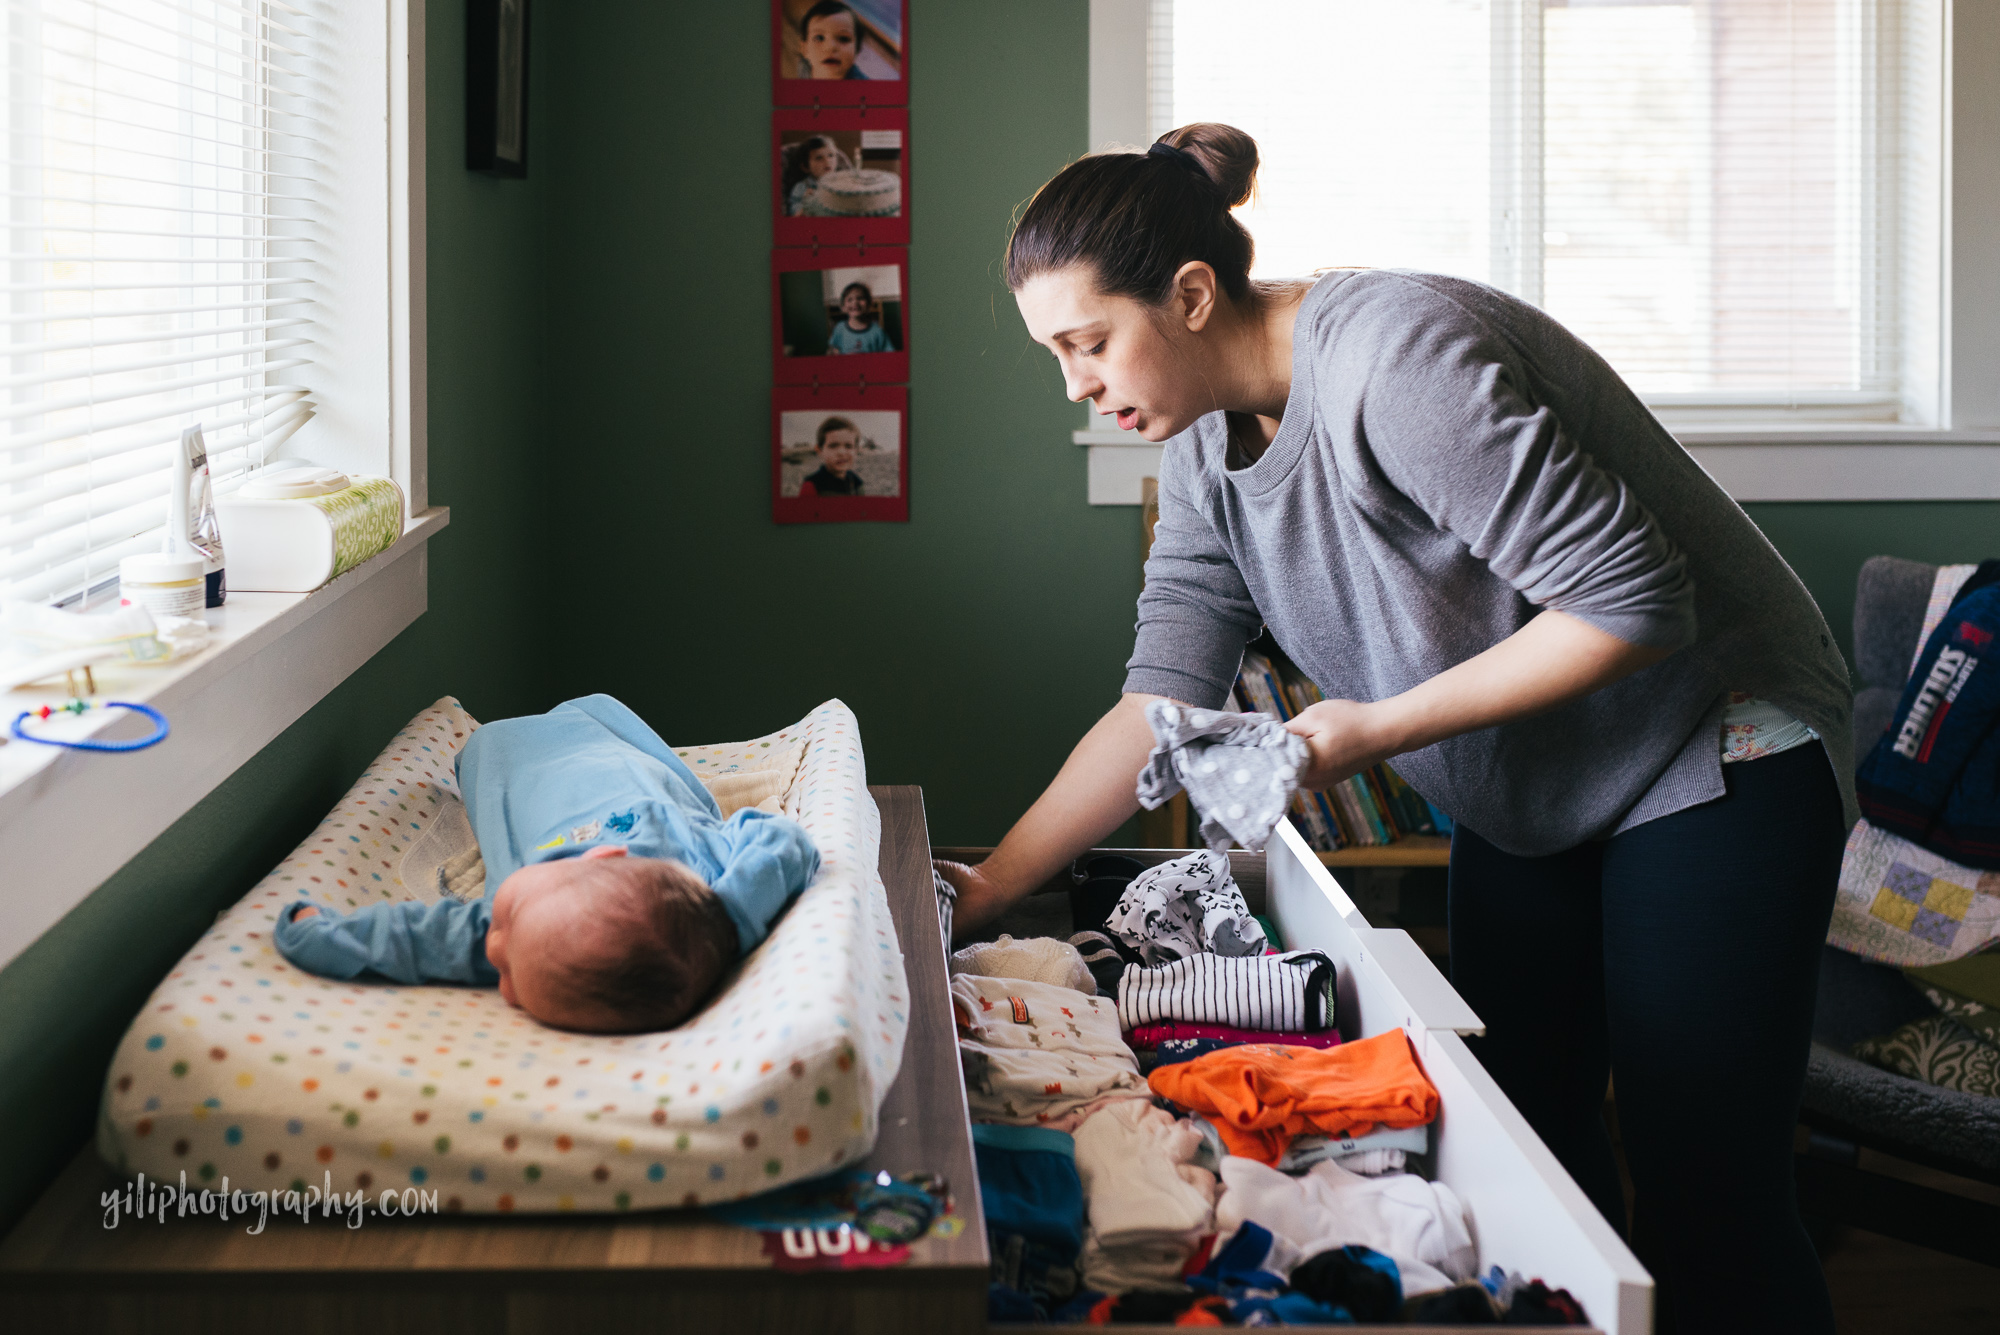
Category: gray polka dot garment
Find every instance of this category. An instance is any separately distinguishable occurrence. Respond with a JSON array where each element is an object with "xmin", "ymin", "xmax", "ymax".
[{"xmin": 1136, "ymin": 700, "xmax": 1309, "ymax": 854}]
